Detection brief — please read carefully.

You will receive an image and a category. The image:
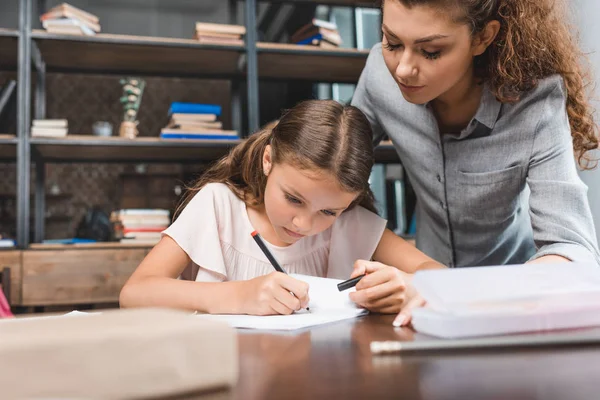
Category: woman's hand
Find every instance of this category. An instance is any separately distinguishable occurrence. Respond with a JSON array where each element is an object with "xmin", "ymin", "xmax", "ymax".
[
  {"xmin": 240, "ymin": 272, "xmax": 310, "ymax": 316},
  {"xmin": 348, "ymin": 260, "xmax": 415, "ymax": 314}
]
